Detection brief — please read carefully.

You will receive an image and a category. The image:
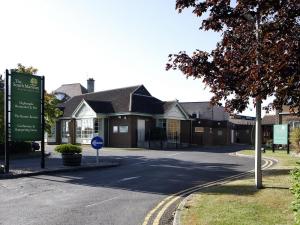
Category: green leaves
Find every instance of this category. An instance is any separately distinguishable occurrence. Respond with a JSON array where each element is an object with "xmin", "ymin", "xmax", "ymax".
[
  {"xmin": 291, "ymin": 167, "xmax": 300, "ymax": 225},
  {"xmin": 168, "ymin": 0, "xmax": 300, "ymax": 114},
  {"xmin": 291, "ymin": 128, "xmax": 300, "ymax": 154},
  {"xmin": 54, "ymin": 144, "xmax": 82, "ymax": 154}
]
